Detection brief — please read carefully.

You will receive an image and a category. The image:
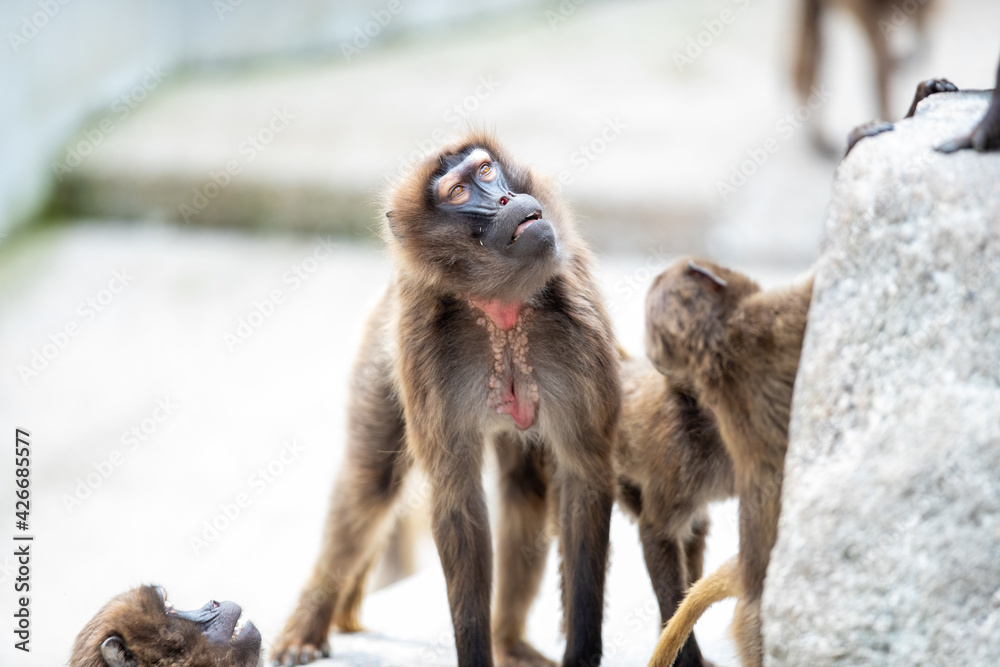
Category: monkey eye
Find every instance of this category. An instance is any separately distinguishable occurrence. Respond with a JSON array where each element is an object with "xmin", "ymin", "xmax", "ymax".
[
  {"xmin": 448, "ymin": 184, "xmax": 466, "ymax": 199},
  {"xmin": 478, "ymin": 162, "xmax": 498, "ymax": 182}
]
